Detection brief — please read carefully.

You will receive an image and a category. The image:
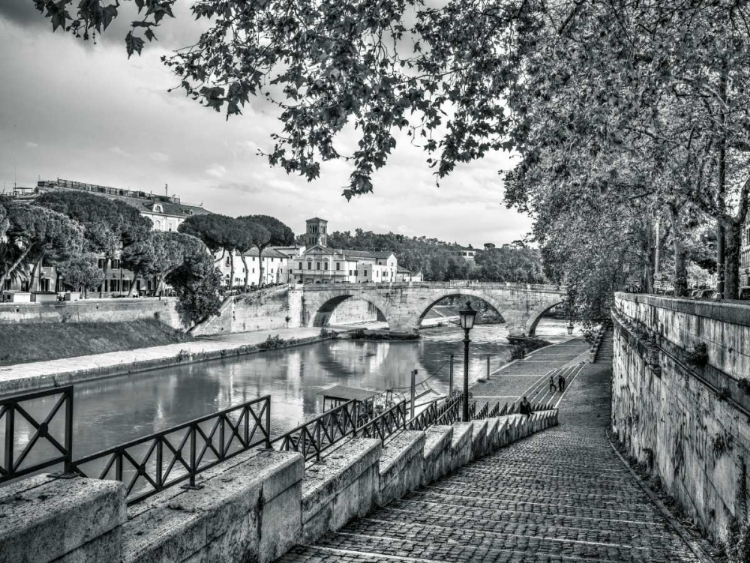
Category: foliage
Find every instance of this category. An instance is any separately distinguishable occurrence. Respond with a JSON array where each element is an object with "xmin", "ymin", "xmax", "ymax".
[
  {"xmin": 238, "ymin": 215, "xmax": 294, "ymax": 286},
  {"xmin": 686, "ymin": 343, "xmax": 709, "ymax": 369},
  {"xmin": 0, "ymin": 201, "xmax": 85, "ymax": 289},
  {"xmin": 57, "ymin": 254, "xmax": 105, "ymax": 293},
  {"xmin": 167, "ymin": 253, "xmax": 223, "ymax": 326},
  {"xmin": 327, "ymin": 229, "xmax": 544, "ymax": 282}
]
